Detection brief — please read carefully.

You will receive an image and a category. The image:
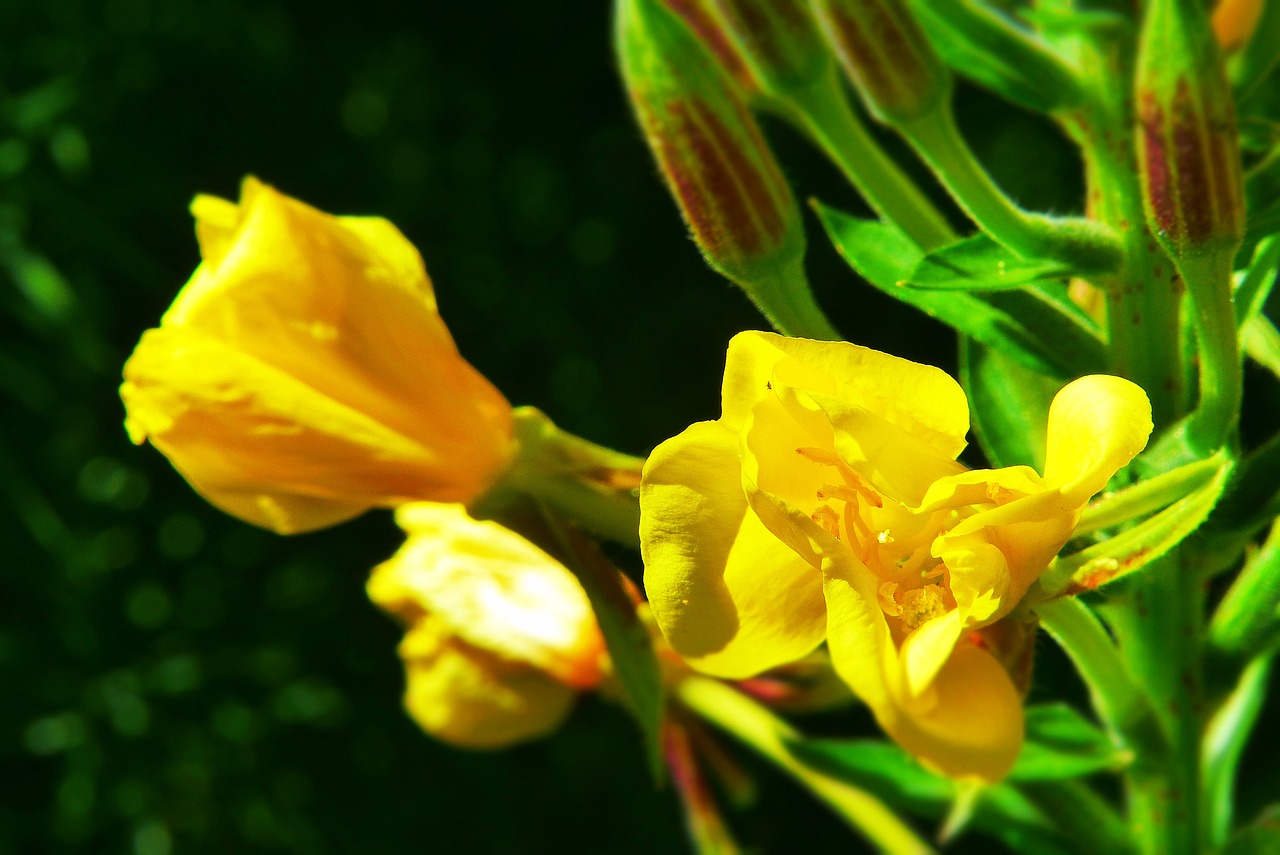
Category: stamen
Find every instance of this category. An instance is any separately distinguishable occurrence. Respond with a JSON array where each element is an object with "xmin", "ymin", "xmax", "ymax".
[
  {"xmin": 811, "ymin": 504, "xmax": 841, "ymax": 539},
  {"xmin": 878, "ymin": 581, "xmax": 903, "ymax": 617},
  {"xmin": 877, "ymin": 529, "xmax": 894, "ymax": 545},
  {"xmin": 899, "ymin": 586, "xmax": 947, "ymax": 629}
]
